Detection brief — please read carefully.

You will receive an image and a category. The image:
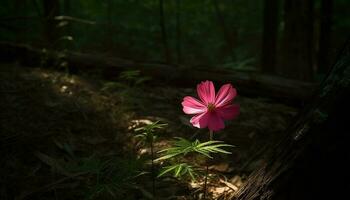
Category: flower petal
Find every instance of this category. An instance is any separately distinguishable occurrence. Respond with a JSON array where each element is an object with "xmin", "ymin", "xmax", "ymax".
[
  {"xmin": 207, "ymin": 112, "xmax": 225, "ymax": 132},
  {"xmin": 197, "ymin": 80, "xmax": 216, "ymax": 105},
  {"xmin": 215, "ymin": 84, "xmax": 237, "ymax": 107},
  {"xmin": 190, "ymin": 112, "xmax": 210, "ymax": 128},
  {"xmin": 216, "ymin": 104, "xmax": 240, "ymax": 120},
  {"xmin": 182, "ymin": 96, "xmax": 207, "ymax": 114}
]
